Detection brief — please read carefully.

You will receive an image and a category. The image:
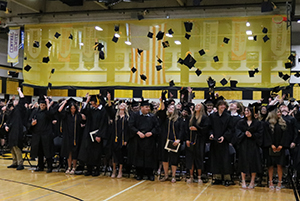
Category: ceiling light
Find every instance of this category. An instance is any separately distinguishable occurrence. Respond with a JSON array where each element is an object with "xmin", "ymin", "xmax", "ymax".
[
  {"xmin": 166, "ymin": 33, "xmax": 173, "ymax": 38},
  {"xmin": 125, "ymin": 41, "xmax": 131, "ymax": 45},
  {"xmin": 95, "ymin": 26, "xmax": 103, "ymax": 31},
  {"xmin": 114, "ymin": 33, "xmax": 120, "ymax": 38},
  {"xmin": 248, "ymin": 36, "xmax": 254, "ymax": 40},
  {"xmin": 246, "ymin": 22, "xmax": 250, "ymax": 27},
  {"xmin": 246, "ymin": 30, "xmax": 252, "ymax": 35},
  {"xmin": 174, "ymin": 40, "xmax": 181, "ymax": 45}
]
